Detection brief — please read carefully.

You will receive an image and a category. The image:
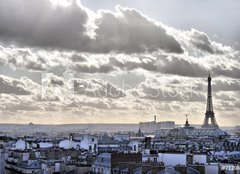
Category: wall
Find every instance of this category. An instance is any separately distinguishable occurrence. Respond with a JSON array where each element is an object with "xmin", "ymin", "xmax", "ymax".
[
  {"xmin": 205, "ymin": 164, "xmax": 219, "ymax": 174},
  {"xmin": 193, "ymin": 154, "xmax": 207, "ymax": 164},
  {"xmin": 158, "ymin": 153, "xmax": 186, "ymax": 166}
]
